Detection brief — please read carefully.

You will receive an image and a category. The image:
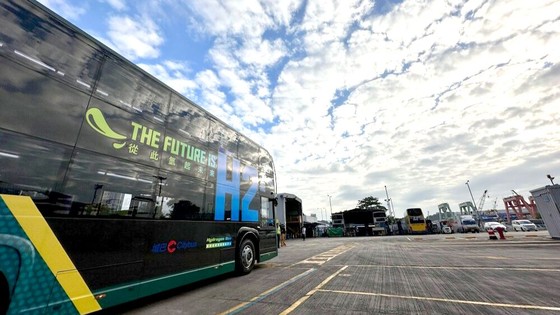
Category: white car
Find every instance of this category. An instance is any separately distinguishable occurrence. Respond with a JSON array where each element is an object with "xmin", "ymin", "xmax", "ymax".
[
  {"xmin": 512, "ymin": 220, "xmax": 538, "ymax": 232},
  {"xmin": 483, "ymin": 222, "xmax": 507, "ymax": 232}
]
